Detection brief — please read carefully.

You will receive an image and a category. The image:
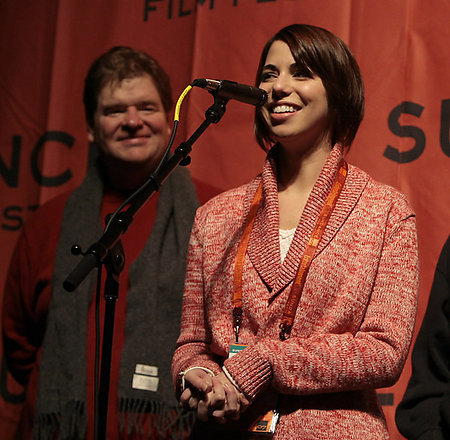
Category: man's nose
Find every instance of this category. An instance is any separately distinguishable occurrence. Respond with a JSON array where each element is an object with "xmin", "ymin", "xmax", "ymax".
[{"xmin": 123, "ymin": 107, "xmax": 143, "ymax": 128}]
